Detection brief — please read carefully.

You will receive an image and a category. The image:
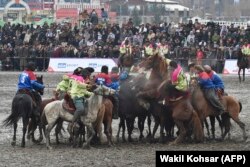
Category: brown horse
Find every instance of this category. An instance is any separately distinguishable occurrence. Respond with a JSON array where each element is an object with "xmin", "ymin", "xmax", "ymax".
[{"xmin": 190, "ymin": 79, "xmax": 247, "ymax": 141}]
